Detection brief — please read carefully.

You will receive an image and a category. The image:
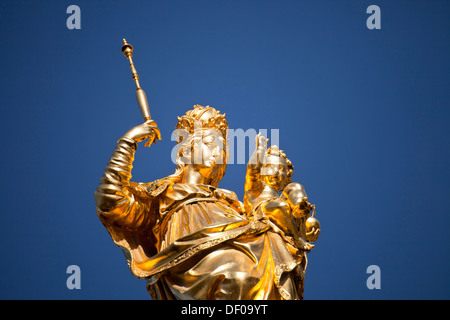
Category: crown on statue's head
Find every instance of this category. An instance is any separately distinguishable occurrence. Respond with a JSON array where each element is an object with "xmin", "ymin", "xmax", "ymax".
[{"xmin": 175, "ymin": 105, "xmax": 228, "ymax": 141}]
